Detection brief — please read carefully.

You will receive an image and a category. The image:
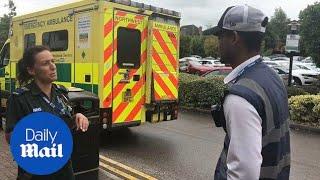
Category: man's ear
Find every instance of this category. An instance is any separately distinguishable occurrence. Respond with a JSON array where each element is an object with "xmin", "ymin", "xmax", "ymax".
[
  {"xmin": 27, "ymin": 67, "xmax": 35, "ymax": 76},
  {"xmin": 231, "ymin": 31, "xmax": 240, "ymax": 45}
]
